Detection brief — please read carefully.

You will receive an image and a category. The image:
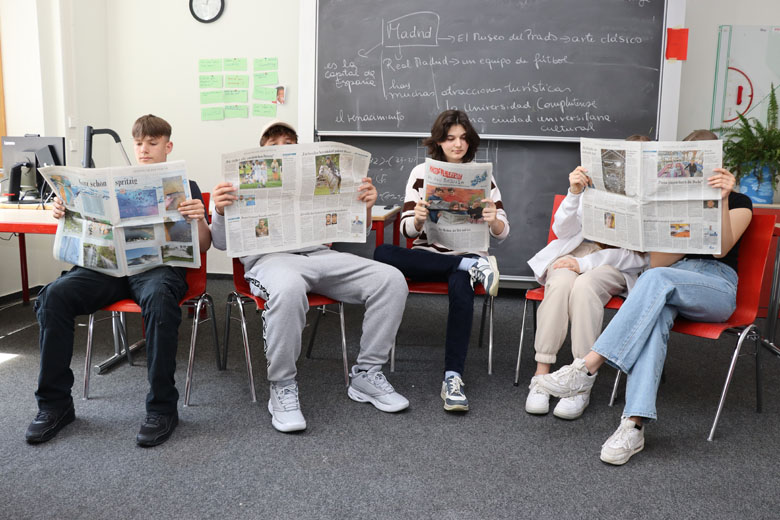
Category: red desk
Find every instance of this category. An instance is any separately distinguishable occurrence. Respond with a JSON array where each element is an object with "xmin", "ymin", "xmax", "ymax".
[
  {"xmin": 0, "ymin": 206, "xmax": 58, "ymax": 304},
  {"xmin": 370, "ymin": 206, "xmax": 401, "ymax": 247}
]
